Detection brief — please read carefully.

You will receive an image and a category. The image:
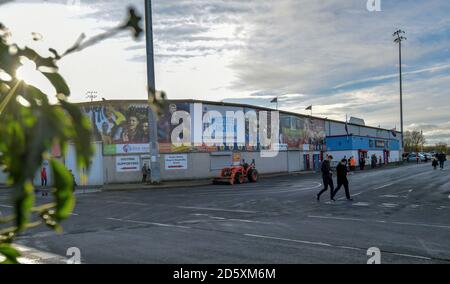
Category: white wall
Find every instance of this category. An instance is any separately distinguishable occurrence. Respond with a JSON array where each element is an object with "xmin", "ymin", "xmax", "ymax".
[
  {"xmin": 325, "ymin": 151, "xmax": 358, "ymax": 167},
  {"xmin": 0, "ymin": 167, "xmax": 7, "ymax": 185},
  {"xmin": 66, "ymin": 142, "xmax": 104, "ymax": 186}
]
